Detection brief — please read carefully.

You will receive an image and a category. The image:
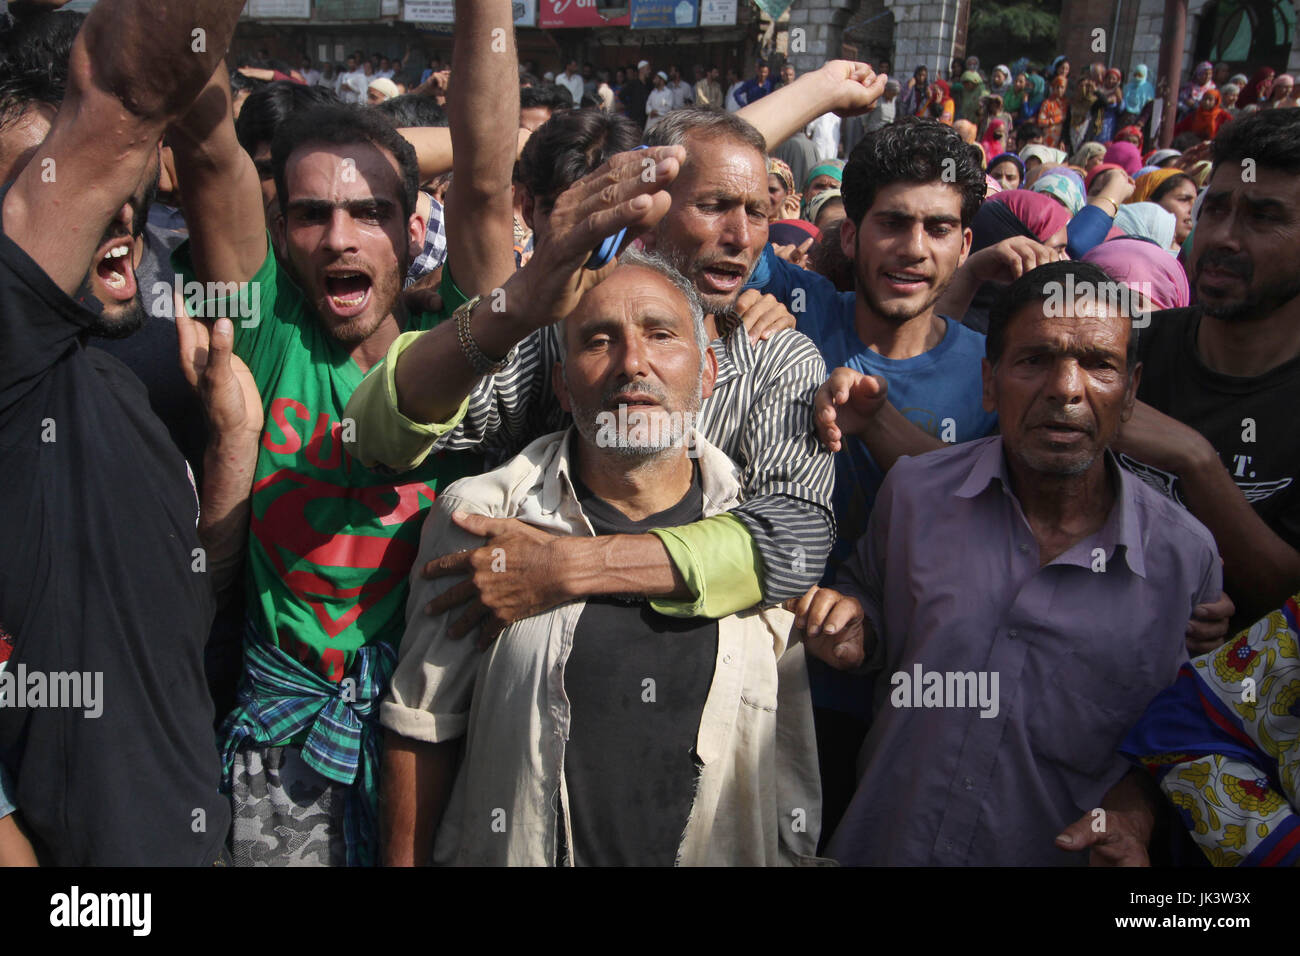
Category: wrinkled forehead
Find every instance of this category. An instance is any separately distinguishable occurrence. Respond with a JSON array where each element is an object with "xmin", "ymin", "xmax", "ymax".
[
  {"xmin": 563, "ymin": 265, "xmax": 696, "ymax": 341},
  {"xmin": 674, "ymin": 131, "xmax": 766, "ymax": 191}
]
